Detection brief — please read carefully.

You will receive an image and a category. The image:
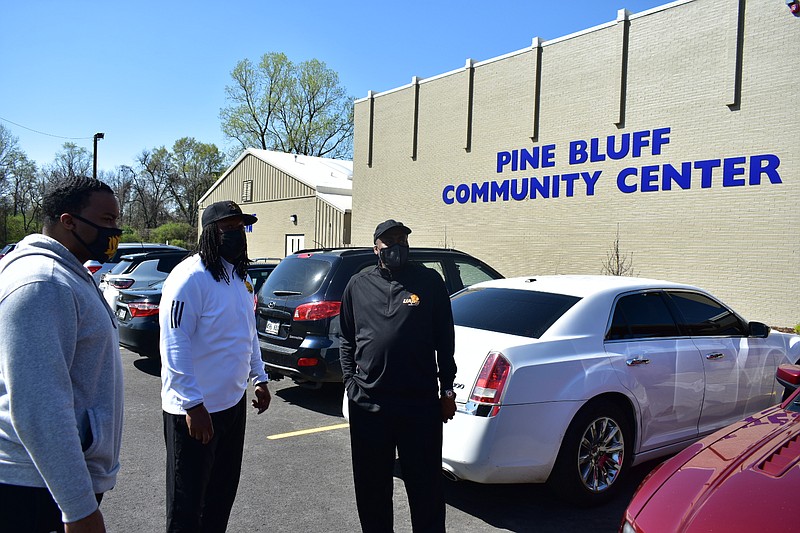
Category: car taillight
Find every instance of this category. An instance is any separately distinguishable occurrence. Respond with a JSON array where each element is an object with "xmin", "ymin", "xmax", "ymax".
[
  {"xmin": 86, "ymin": 264, "xmax": 102, "ymax": 274},
  {"xmin": 293, "ymin": 301, "xmax": 341, "ymax": 321},
  {"xmin": 128, "ymin": 302, "xmax": 159, "ymax": 317},
  {"xmin": 298, "ymin": 357, "xmax": 319, "ymax": 367},
  {"xmin": 109, "ymin": 279, "xmax": 134, "ymax": 290},
  {"xmin": 469, "ymin": 351, "xmax": 511, "ymax": 417}
]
